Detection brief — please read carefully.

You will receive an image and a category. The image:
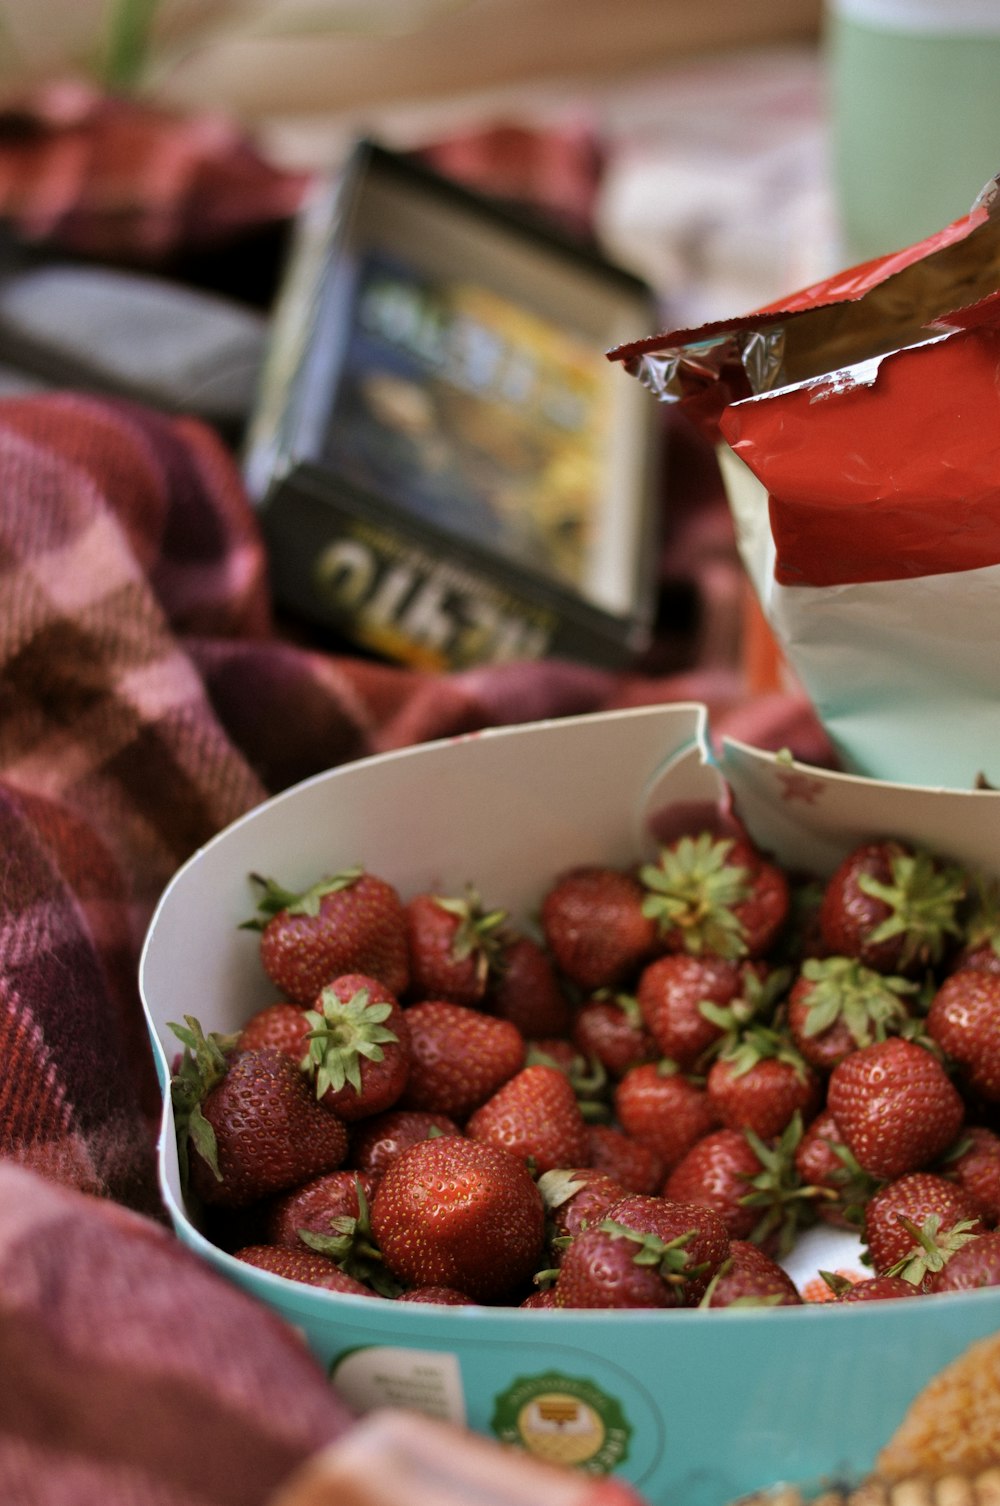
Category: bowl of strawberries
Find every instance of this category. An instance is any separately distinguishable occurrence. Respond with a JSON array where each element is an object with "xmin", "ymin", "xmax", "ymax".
[{"xmin": 140, "ymin": 701, "xmax": 1000, "ymax": 1506}]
